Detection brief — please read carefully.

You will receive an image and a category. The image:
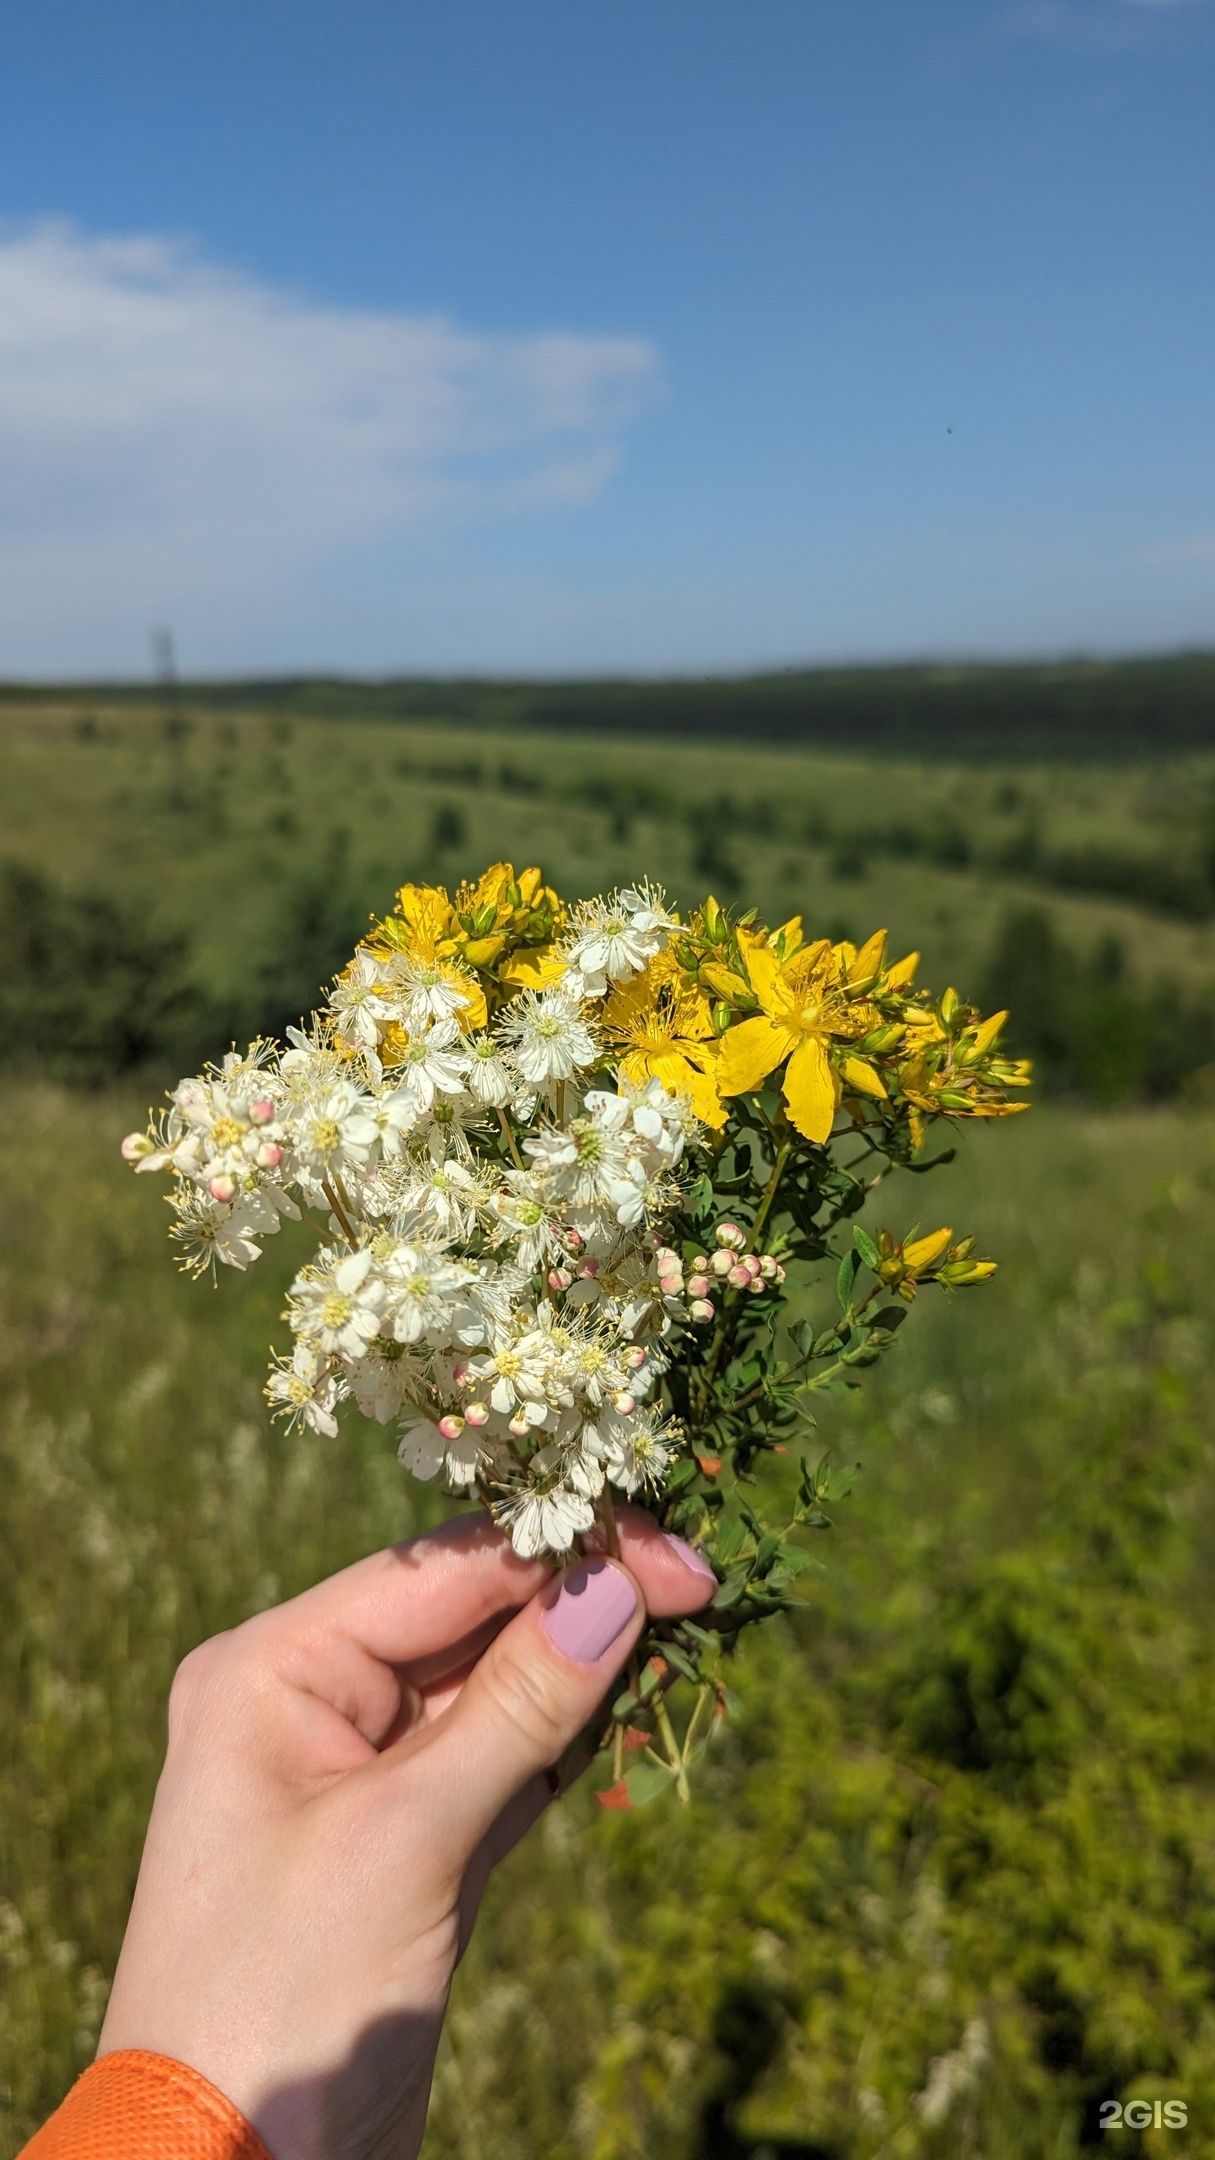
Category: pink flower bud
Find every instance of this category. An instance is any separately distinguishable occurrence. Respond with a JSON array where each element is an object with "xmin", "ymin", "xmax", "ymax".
[
  {"xmin": 691, "ymin": 1254, "xmax": 710, "ymax": 1272},
  {"xmin": 658, "ymin": 1268, "xmax": 683, "ymax": 1294},
  {"xmin": 507, "ymin": 1412, "xmax": 531, "ymax": 1438},
  {"xmin": 250, "ymin": 1098, "xmax": 276, "ymax": 1126},
  {"xmin": 687, "ymin": 1273, "xmax": 711, "ymax": 1298},
  {"xmin": 711, "ymin": 1250, "xmax": 734, "ymax": 1276},
  {"xmin": 746, "ymin": 1274, "xmax": 766, "ymax": 1294},
  {"xmin": 689, "ymin": 1297, "xmax": 715, "ymax": 1322},
  {"xmin": 120, "ymin": 1131, "xmax": 149, "ymax": 1162},
  {"xmin": 580, "ymin": 1257, "xmax": 600, "ymax": 1279},
  {"xmin": 624, "ymin": 1346, "xmax": 647, "ymax": 1370},
  {"xmin": 437, "ymin": 1414, "xmax": 465, "ymax": 1442},
  {"xmin": 256, "ymin": 1141, "xmax": 284, "ymax": 1170},
  {"xmin": 464, "ymin": 1401, "xmax": 490, "ymax": 1427},
  {"xmin": 566, "ymin": 1228, "xmax": 584, "ymax": 1252},
  {"xmin": 715, "ymin": 1221, "xmax": 746, "ymax": 1251},
  {"xmin": 728, "ymin": 1263, "xmax": 751, "ymax": 1289},
  {"xmin": 548, "ymin": 1268, "xmax": 572, "ymax": 1291},
  {"xmin": 654, "ymin": 1246, "xmax": 677, "ymax": 1268},
  {"xmin": 208, "ymin": 1173, "xmax": 237, "ymax": 1204},
  {"xmin": 742, "ymin": 1253, "xmax": 762, "ymax": 1278},
  {"xmin": 773, "ymin": 1264, "xmax": 786, "ymax": 1285},
  {"xmin": 613, "ymin": 1392, "xmax": 636, "ymax": 1415},
  {"xmin": 759, "ymin": 1254, "xmax": 779, "ymax": 1279},
  {"xmin": 451, "ymin": 1360, "xmax": 469, "ymax": 1385}
]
